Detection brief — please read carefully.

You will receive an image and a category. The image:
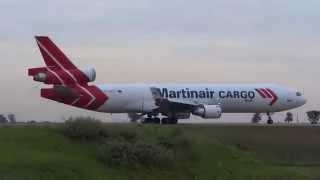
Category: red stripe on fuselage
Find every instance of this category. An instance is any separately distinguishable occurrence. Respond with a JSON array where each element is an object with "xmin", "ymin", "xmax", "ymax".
[
  {"xmin": 255, "ymin": 89, "xmax": 266, "ymax": 98},
  {"xmin": 60, "ymin": 85, "xmax": 107, "ymax": 110},
  {"xmin": 260, "ymin": 88, "xmax": 272, "ymax": 98},
  {"xmin": 266, "ymin": 88, "xmax": 278, "ymax": 106},
  {"xmin": 86, "ymin": 86, "xmax": 108, "ymax": 110}
]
